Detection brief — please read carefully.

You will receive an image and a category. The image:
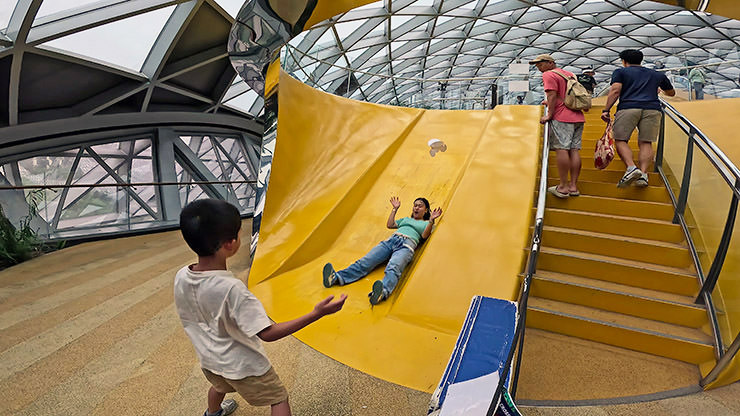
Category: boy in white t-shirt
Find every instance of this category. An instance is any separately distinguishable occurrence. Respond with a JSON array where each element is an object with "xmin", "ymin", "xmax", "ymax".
[{"xmin": 175, "ymin": 199, "xmax": 347, "ymax": 416}]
